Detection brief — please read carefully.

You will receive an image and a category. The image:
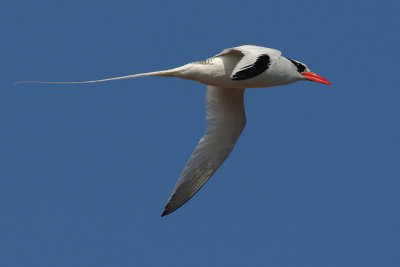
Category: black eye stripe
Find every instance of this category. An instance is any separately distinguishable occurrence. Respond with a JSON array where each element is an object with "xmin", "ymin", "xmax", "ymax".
[{"xmin": 287, "ymin": 58, "xmax": 306, "ymax": 73}]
